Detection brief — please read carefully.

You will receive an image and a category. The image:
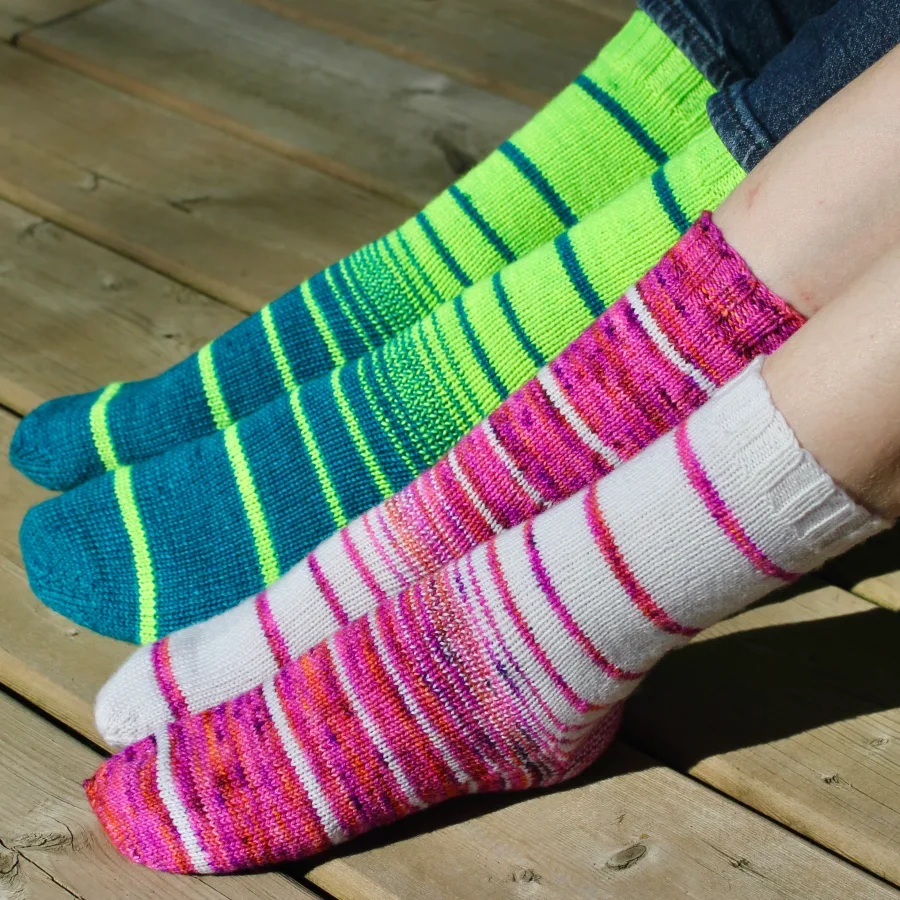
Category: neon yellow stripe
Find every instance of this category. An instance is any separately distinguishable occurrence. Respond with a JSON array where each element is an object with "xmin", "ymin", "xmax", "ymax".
[
  {"xmin": 356, "ymin": 360, "xmax": 416, "ymax": 478},
  {"xmin": 341, "ymin": 256, "xmax": 388, "ymax": 342},
  {"xmin": 223, "ymin": 427, "xmax": 280, "ymax": 586},
  {"xmin": 371, "ymin": 344, "xmax": 430, "ymax": 466},
  {"xmin": 377, "ymin": 233, "xmax": 431, "ymax": 318},
  {"xmin": 301, "ymin": 281, "xmax": 345, "ymax": 368},
  {"xmin": 260, "ymin": 305, "xmax": 296, "ymax": 393},
  {"xmin": 197, "ymin": 344, "xmax": 233, "ymax": 430},
  {"xmin": 330, "ymin": 369, "xmax": 392, "ymax": 499},
  {"xmin": 89, "ymin": 382, "xmax": 123, "ymax": 471},
  {"xmin": 113, "ymin": 466, "xmax": 157, "ymax": 644},
  {"xmin": 324, "ymin": 267, "xmax": 374, "ymax": 351},
  {"xmin": 288, "ymin": 389, "xmax": 347, "ymax": 528}
]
